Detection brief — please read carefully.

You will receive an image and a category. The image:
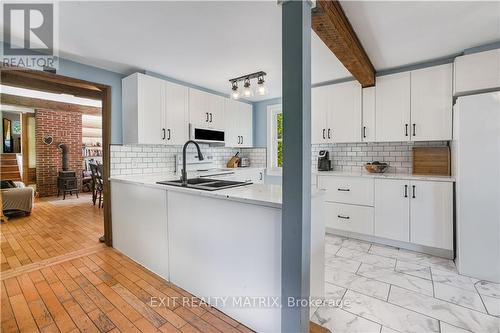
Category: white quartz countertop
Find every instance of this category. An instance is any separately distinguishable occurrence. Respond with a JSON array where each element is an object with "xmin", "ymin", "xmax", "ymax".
[
  {"xmin": 314, "ymin": 170, "xmax": 455, "ymax": 182},
  {"xmin": 109, "ymin": 174, "xmax": 285, "ymax": 209}
]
